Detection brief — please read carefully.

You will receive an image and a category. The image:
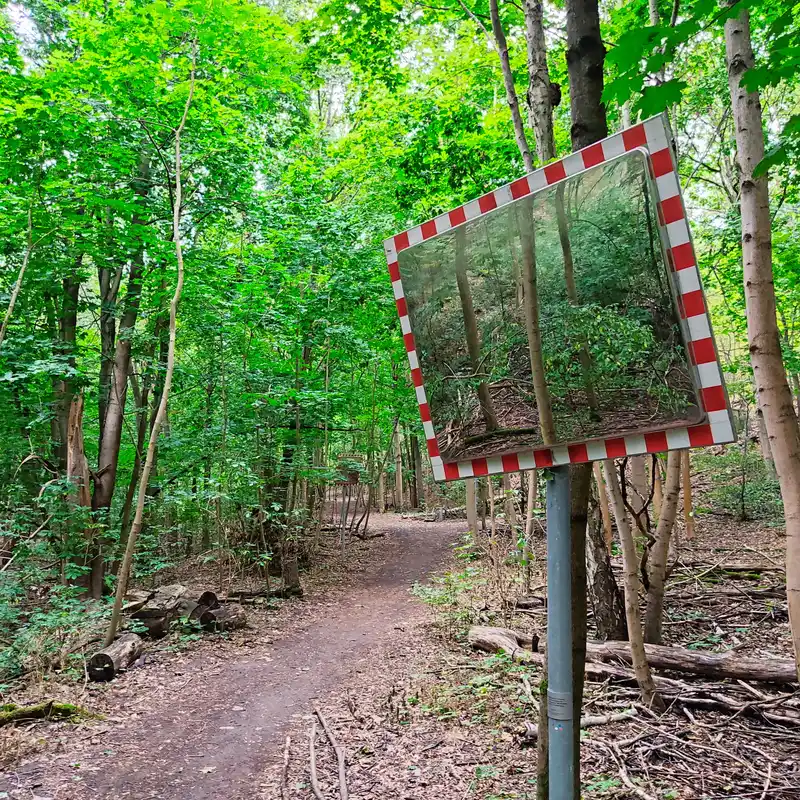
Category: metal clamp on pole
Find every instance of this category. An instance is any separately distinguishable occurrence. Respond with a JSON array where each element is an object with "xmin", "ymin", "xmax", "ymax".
[{"xmin": 546, "ymin": 465, "xmax": 575, "ymax": 799}]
